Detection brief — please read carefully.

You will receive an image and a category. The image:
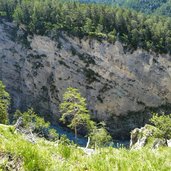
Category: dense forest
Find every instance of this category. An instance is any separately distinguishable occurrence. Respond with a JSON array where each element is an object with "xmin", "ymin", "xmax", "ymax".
[
  {"xmin": 80, "ymin": 0, "xmax": 171, "ymax": 17},
  {"xmin": 155, "ymin": 0, "xmax": 171, "ymax": 17},
  {"xmin": 0, "ymin": 0, "xmax": 171, "ymax": 54},
  {"xmin": 121, "ymin": 0, "xmax": 170, "ymax": 15}
]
